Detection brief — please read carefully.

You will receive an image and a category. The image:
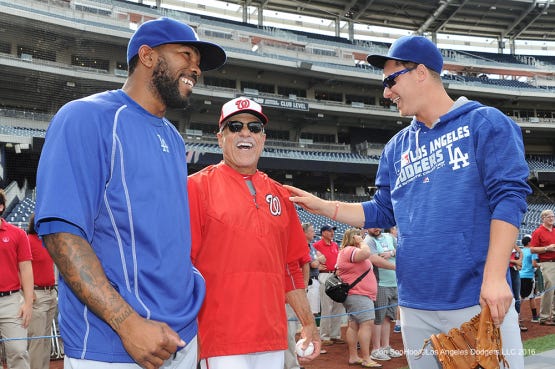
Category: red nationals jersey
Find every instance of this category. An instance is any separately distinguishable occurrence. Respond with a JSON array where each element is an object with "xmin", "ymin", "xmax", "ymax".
[{"xmin": 188, "ymin": 162, "xmax": 307, "ymax": 358}]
